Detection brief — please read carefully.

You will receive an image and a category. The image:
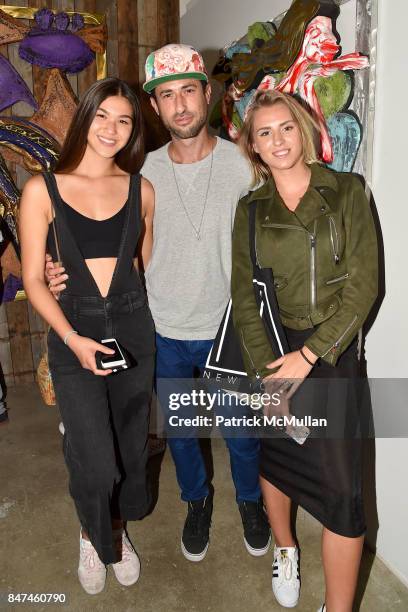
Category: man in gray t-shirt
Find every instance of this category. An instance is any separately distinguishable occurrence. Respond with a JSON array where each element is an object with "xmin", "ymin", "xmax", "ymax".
[
  {"xmin": 142, "ymin": 44, "xmax": 270, "ymax": 562},
  {"xmin": 142, "ymin": 135, "xmax": 249, "ymax": 339}
]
